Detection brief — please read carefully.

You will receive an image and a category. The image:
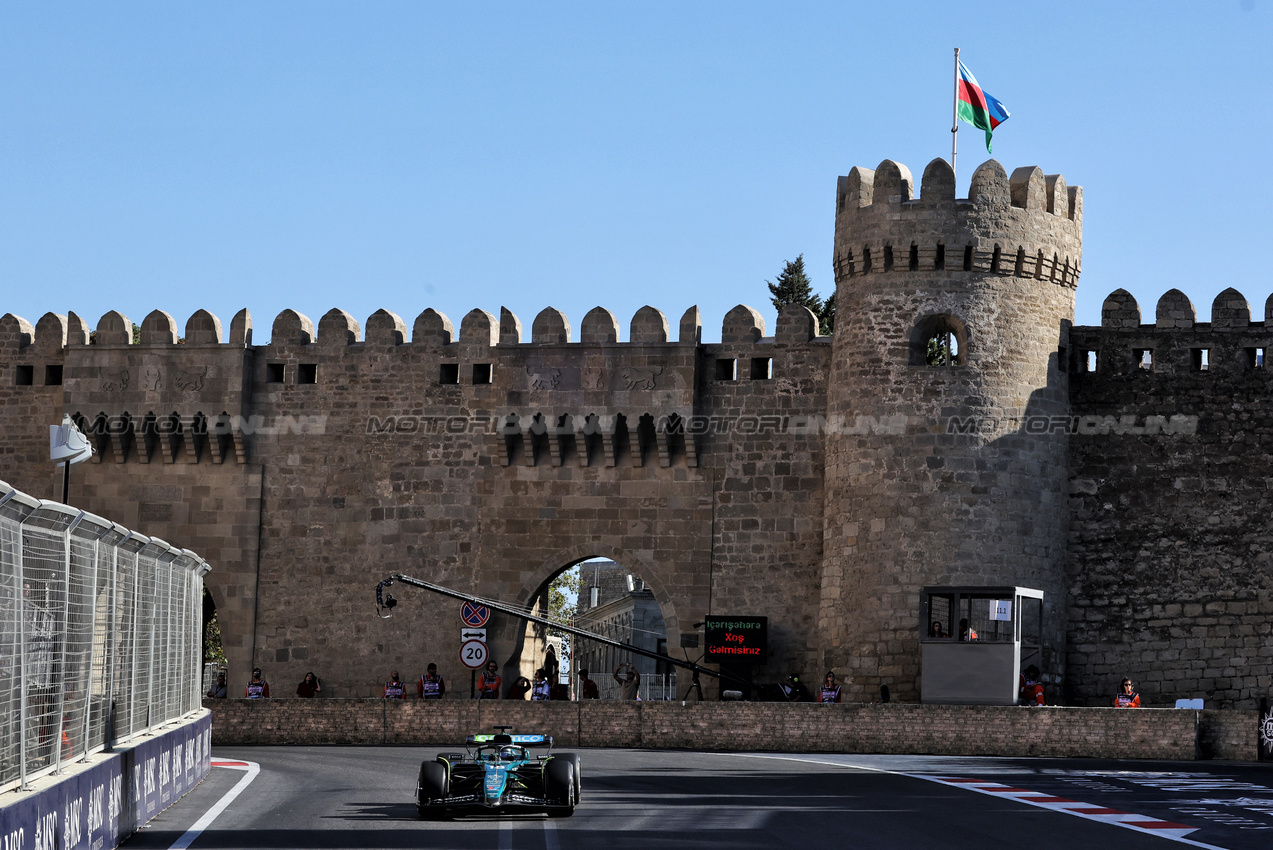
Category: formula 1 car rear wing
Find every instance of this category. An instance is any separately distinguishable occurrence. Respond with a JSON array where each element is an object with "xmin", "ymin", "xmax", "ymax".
[
  {"xmin": 375, "ymin": 572, "xmax": 743, "ymax": 683},
  {"xmin": 468, "ymin": 733, "xmax": 552, "ymax": 746}
]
